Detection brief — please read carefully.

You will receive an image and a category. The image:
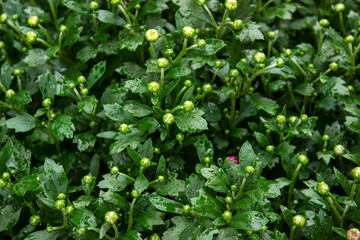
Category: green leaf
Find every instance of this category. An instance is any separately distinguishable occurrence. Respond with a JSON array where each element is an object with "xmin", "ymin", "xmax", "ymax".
[
  {"xmin": 344, "ymin": 116, "xmax": 360, "ymax": 134},
  {"xmin": 198, "ymin": 39, "xmax": 226, "ymax": 56},
  {"xmin": 1, "ymin": 62, "xmax": 13, "ymax": 89},
  {"xmin": 233, "ymin": 21, "xmax": 264, "ymax": 42},
  {"xmin": 104, "ymin": 103, "xmax": 135, "ymax": 122},
  {"xmin": 23, "ymin": 48, "xmax": 50, "ymax": 67},
  {"xmin": 153, "ymin": 172, "xmax": 185, "ymax": 197},
  {"xmin": 98, "ymin": 173, "xmax": 133, "ymax": 191},
  {"xmin": 294, "ymin": 83, "xmax": 315, "ymax": 96},
  {"xmin": 38, "ymin": 70, "xmax": 57, "ymax": 100},
  {"xmin": 165, "ymin": 67, "xmax": 191, "ymax": 79},
  {"xmin": 149, "ymin": 195, "xmax": 184, "ymax": 214},
  {"xmin": 76, "ymin": 45, "xmax": 98, "ymax": 62},
  {"xmin": 134, "ymin": 175, "xmax": 149, "ymax": 193},
  {"xmin": 100, "ymin": 190, "xmax": 129, "ymax": 209},
  {"xmin": 87, "ymin": 61, "xmax": 106, "ymax": 89},
  {"xmin": 140, "ymin": 0, "xmax": 169, "ymax": 16},
  {"xmin": 96, "ymin": 10, "xmax": 126, "ymax": 26},
  {"xmin": 0, "ymin": 205, "xmax": 22, "ymax": 232},
  {"xmin": 201, "ymin": 165, "xmax": 230, "ymax": 193},
  {"xmin": 109, "ymin": 129, "xmax": 146, "ymax": 154},
  {"xmin": 333, "ymin": 167, "xmax": 352, "ymax": 196},
  {"xmin": 69, "ymin": 208, "xmax": 97, "ymax": 227},
  {"xmin": 119, "ymin": 31, "xmax": 143, "ymax": 52},
  {"xmin": 73, "ymin": 132, "xmax": 96, "ymax": 152},
  {"xmin": 24, "ymin": 230, "xmax": 58, "ymax": 240},
  {"xmin": 162, "ymin": 216, "xmax": 194, "ymax": 240},
  {"xmin": 250, "ymin": 94, "xmax": 279, "ymax": 115},
  {"xmin": 174, "ymin": 109, "xmax": 208, "ymax": 133},
  {"xmin": 51, "ymin": 115, "xmax": 75, "ymax": 139},
  {"xmin": 229, "ymin": 211, "xmax": 269, "ymax": 231},
  {"xmin": 194, "ymin": 134, "xmax": 214, "ymax": 163},
  {"xmin": 77, "ymin": 96, "xmax": 98, "ymax": 114},
  {"xmin": 12, "ymin": 174, "xmax": 40, "ymax": 196},
  {"xmin": 190, "ymin": 188, "xmax": 223, "ymax": 220},
  {"xmin": 135, "ymin": 211, "xmax": 165, "ymax": 230},
  {"xmin": 264, "ymin": 3, "xmax": 297, "ymax": 20},
  {"xmin": 238, "ymin": 141, "xmax": 257, "ymax": 172},
  {"xmin": 6, "ymin": 113, "xmax": 37, "ymax": 133},
  {"xmin": 9, "ymin": 90, "xmax": 32, "ymax": 106},
  {"xmin": 62, "ymin": 0, "xmax": 88, "ymax": 14},
  {"xmin": 40, "ymin": 158, "xmax": 68, "ymax": 200},
  {"xmin": 0, "ymin": 141, "xmax": 13, "ymax": 173},
  {"xmin": 236, "ymin": 61, "xmax": 253, "ymax": 73},
  {"xmin": 138, "ymin": 117, "xmax": 159, "ymax": 131},
  {"xmin": 123, "ymin": 79, "xmax": 147, "ymax": 94},
  {"xmin": 138, "ymin": 138, "xmax": 154, "ymax": 159},
  {"xmin": 159, "ymin": 78, "xmax": 180, "ymax": 100},
  {"xmin": 123, "ymin": 101, "xmax": 155, "ymax": 117}
]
